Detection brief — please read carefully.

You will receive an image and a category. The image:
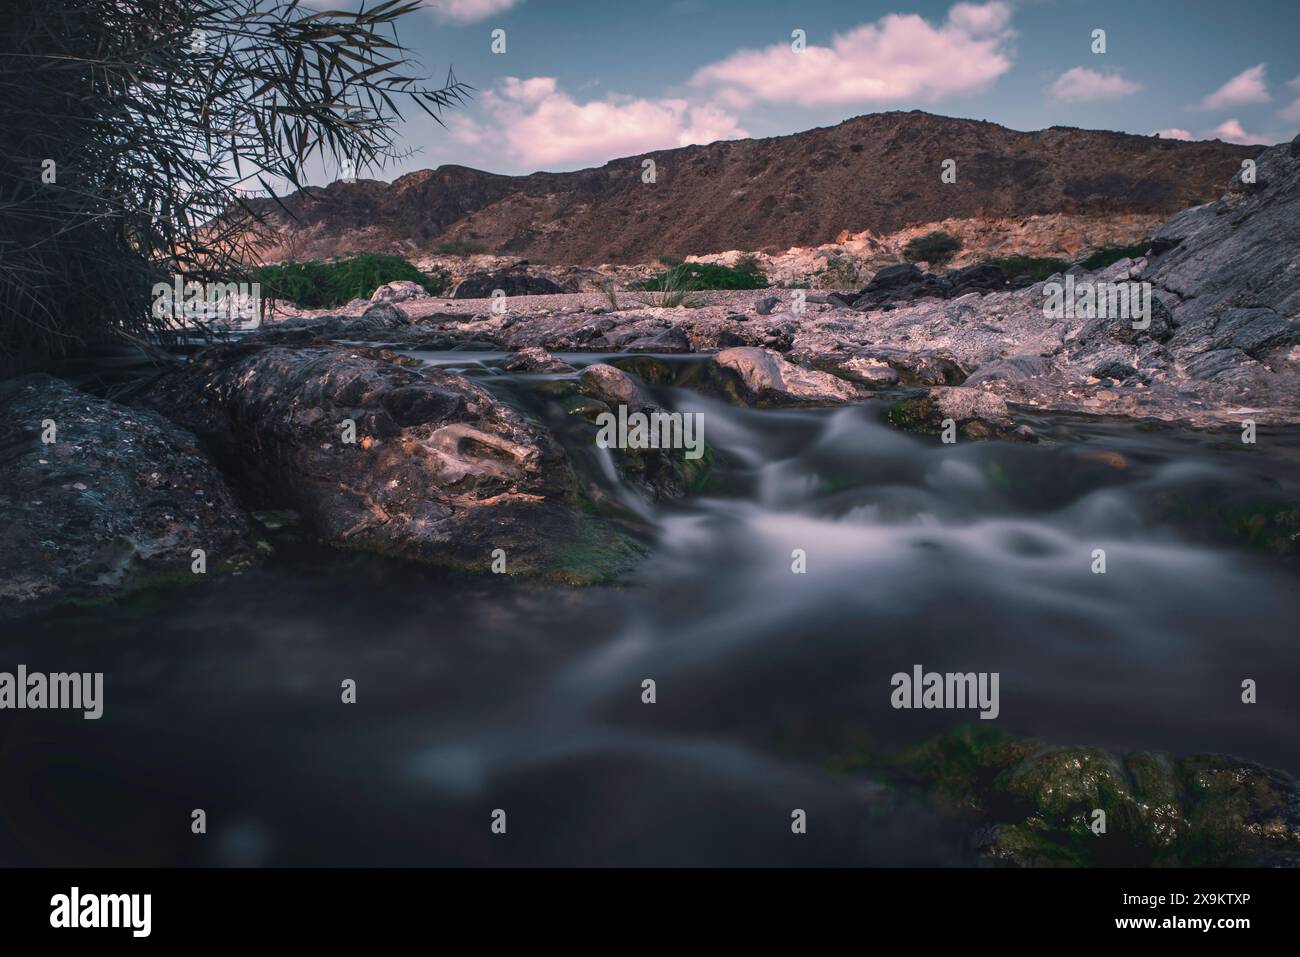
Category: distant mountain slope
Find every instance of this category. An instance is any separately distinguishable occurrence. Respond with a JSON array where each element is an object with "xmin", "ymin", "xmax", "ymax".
[{"xmin": 248, "ymin": 111, "xmax": 1262, "ymax": 265}]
